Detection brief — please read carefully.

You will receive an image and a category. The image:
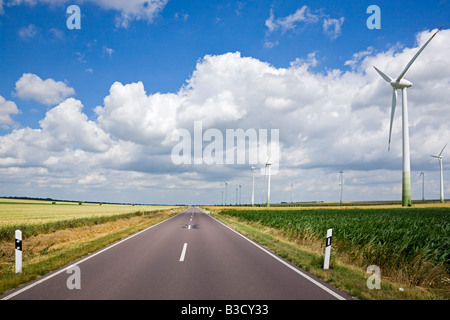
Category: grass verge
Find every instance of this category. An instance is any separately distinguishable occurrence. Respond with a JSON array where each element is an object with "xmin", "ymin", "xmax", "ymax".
[{"xmin": 211, "ymin": 212, "xmax": 449, "ymax": 300}]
